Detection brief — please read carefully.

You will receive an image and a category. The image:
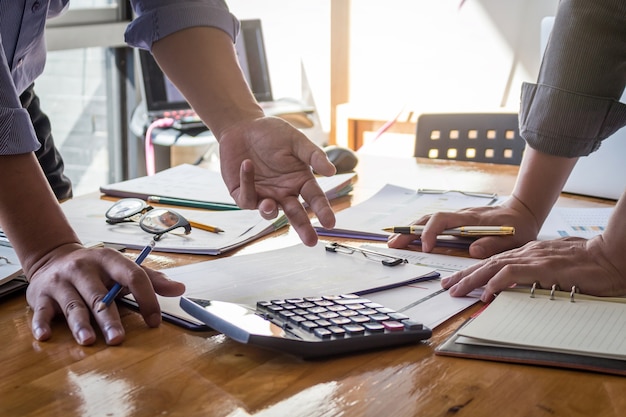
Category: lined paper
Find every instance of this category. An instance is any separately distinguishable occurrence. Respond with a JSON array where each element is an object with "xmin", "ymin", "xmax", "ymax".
[{"xmin": 458, "ymin": 289, "xmax": 626, "ymax": 360}]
